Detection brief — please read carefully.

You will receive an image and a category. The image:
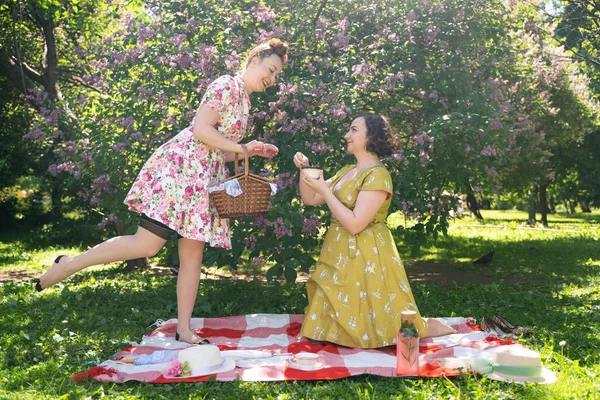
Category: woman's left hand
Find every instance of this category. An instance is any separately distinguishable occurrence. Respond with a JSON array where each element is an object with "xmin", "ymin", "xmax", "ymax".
[
  {"xmin": 247, "ymin": 141, "xmax": 279, "ymax": 158},
  {"xmin": 262, "ymin": 143, "xmax": 279, "ymax": 158},
  {"xmin": 301, "ymin": 170, "xmax": 329, "ymax": 196}
]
